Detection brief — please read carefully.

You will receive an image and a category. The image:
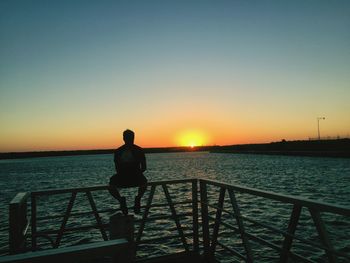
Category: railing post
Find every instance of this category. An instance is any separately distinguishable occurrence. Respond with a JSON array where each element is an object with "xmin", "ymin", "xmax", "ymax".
[
  {"xmin": 210, "ymin": 187, "xmax": 225, "ymax": 258},
  {"xmin": 162, "ymin": 184, "xmax": 189, "ymax": 251},
  {"xmin": 228, "ymin": 189, "xmax": 253, "ymax": 263},
  {"xmin": 54, "ymin": 192, "xmax": 77, "ymax": 248},
  {"xmin": 192, "ymin": 180, "xmax": 199, "ymax": 253},
  {"xmin": 86, "ymin": 191, "xmax": 108, "ymax": 241},
  {"xmin": 30, "ymin": 193, "xmax": 37, "ymax": 251},
  {"xmin": 9, "ymin": 192, "xmax": 29, "ymax": 254},
  {"xmin": 136, "ymin": 185, "xmax": 155, "ymax": 245},
  {"xmin": 309, "ymin": 208, "xmax": 337, "ymax": 263},
  {"xmin": 109, "ymin": 214, "xmax": 135, "ymax": 262},
  {"xmin": 200, "ymin": 180, "xmax": 210, "ymax": 259},
  {"xmin": 279, "ymin": 204, "xmax": 302, "ymax": 262}
]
